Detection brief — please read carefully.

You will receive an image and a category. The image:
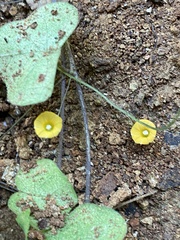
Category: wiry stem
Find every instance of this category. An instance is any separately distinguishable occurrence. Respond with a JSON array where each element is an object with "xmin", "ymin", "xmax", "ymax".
[
  {"xmin": 58, "ymin": 66, "xmax": 180, "ymax": 132},
  {"xmin": 0, "ymin": 181, "xmax": 17, "ymax": 193},
  {"xmin": 64, "ymin": 42, "xmax": 91, "ymax": 203},
  {"xmin": 116, "ymin": 190, "xmax": 158, "ymax": 209},
  {"xmin": 57, "ymin": 44, "xmax": 69, "ymax": 169},
  {"xmin": 52, "ymin": 0, "xmax": 91, "ymax": 202},
  {"xmin": 57, "ymin": 76, "xmax": 65, "ymax": 169}
]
